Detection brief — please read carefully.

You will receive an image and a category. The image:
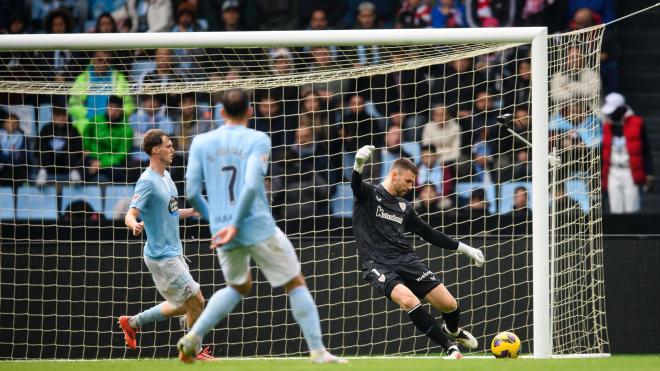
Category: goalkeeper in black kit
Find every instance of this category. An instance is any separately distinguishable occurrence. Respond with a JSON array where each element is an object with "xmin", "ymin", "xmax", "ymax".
[{"xmin": 351, "ymin": 145, "xmax": 485, "ymax": 359}]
